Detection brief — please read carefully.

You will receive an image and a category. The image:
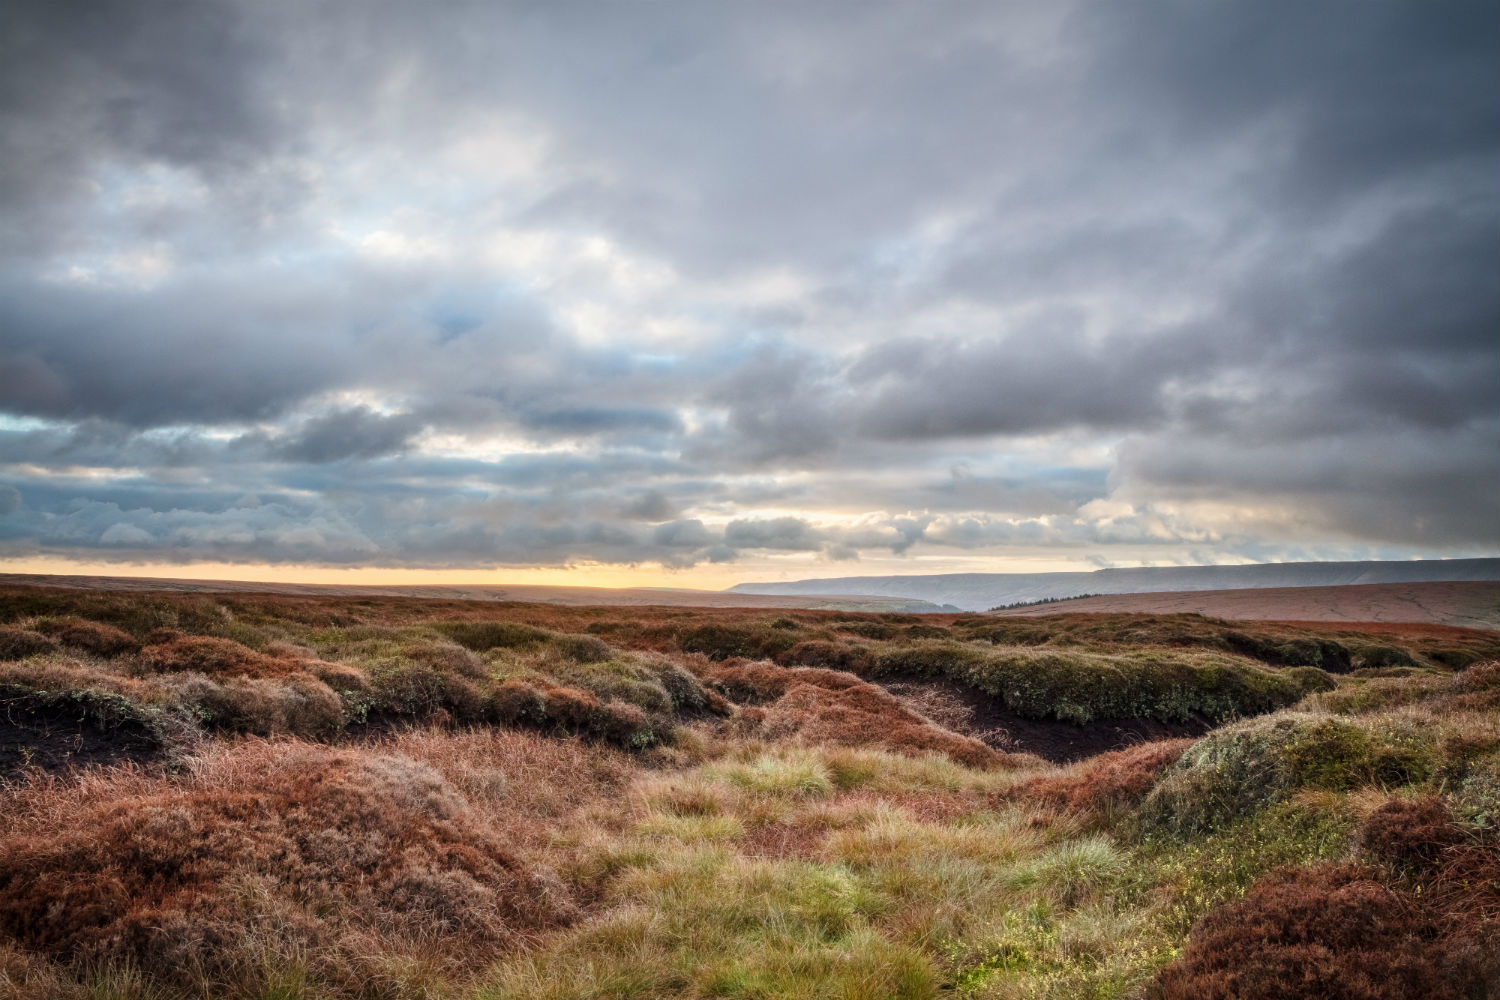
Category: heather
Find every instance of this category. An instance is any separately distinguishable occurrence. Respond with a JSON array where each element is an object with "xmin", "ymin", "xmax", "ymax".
[{"xmin": 0, "ymin": 584, "xmax": 1495, "ymax": 999}]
